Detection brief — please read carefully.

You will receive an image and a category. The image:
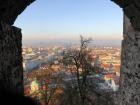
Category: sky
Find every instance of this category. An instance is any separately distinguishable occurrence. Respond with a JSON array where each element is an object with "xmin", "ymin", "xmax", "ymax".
[{"xmin": 14, "ymin": 0, "xmax": 123, "ymax": 46}]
